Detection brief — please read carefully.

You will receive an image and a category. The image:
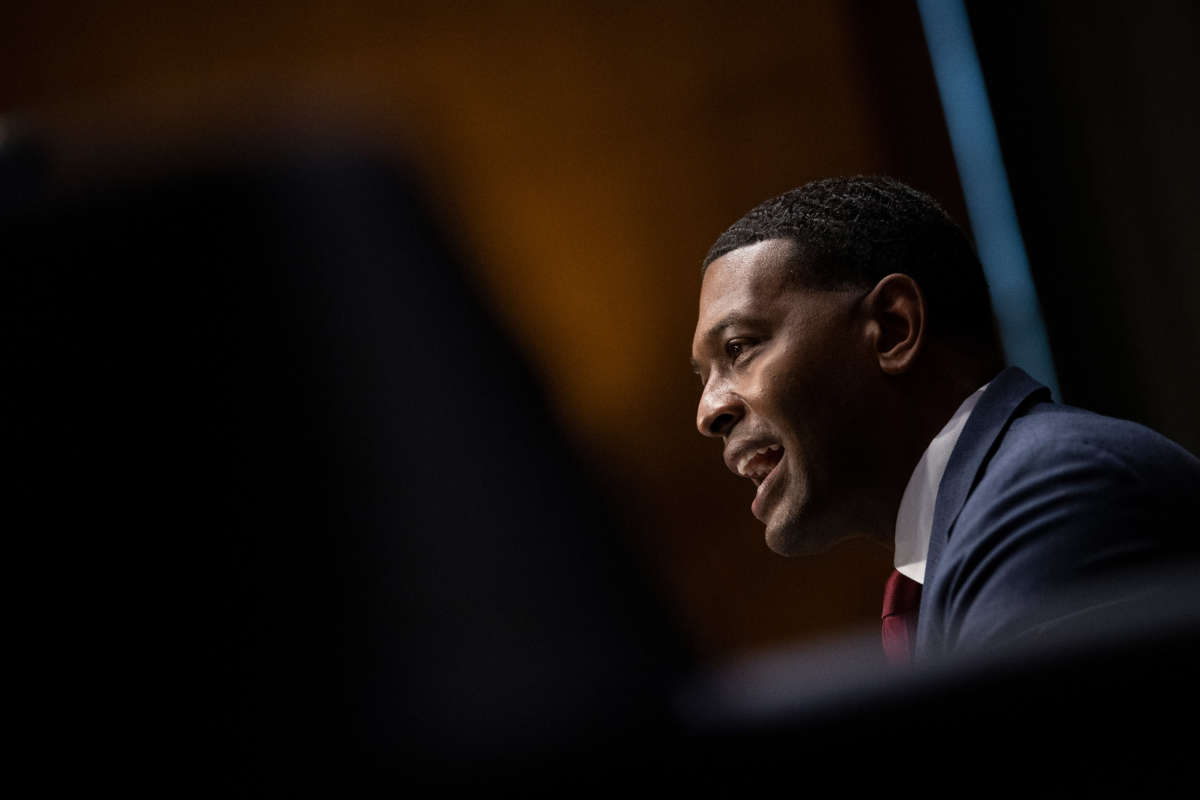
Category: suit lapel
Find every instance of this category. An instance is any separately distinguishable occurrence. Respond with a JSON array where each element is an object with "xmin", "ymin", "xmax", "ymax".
[{"xmin": 916, "ymin": 367, "xmax": 1050, "ymax": 655}]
